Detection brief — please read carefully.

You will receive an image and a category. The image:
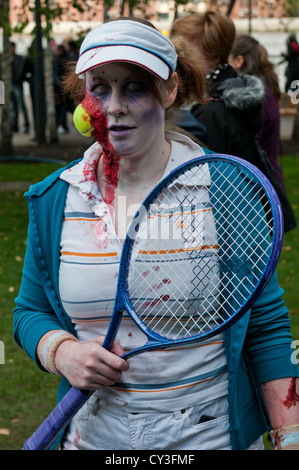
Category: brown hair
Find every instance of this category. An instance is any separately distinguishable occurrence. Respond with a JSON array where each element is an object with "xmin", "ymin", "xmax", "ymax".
[
  {"xmin": 170, "ymin": 11, "xmax": 236, "ymax": 65},
  {"xmin": 61, "ymin": 16, "xmax": 206, "ymax": 112},
  {"xmin": 231, "ymin": 34, "xmax": 281, "ymax": 101}
]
